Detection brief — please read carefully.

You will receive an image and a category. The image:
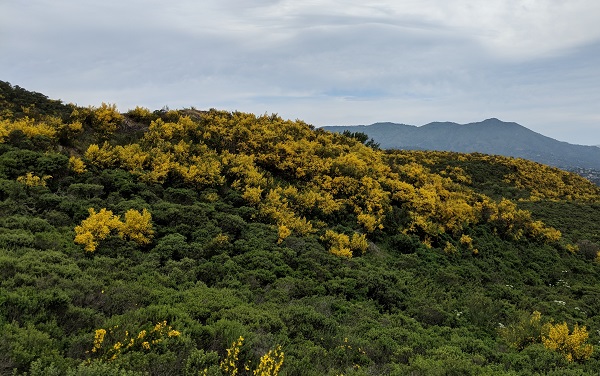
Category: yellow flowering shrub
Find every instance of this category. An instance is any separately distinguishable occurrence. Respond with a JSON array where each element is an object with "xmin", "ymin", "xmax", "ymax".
[
  {"xmin": 0, "ymin": 117, "xmax": 57, "ymax": 141},
  {"xmin": 75, "ymin": 109, "xmax": 568, "ymax": 256},
  {"xmin": 220, "ymin": 336, "xmax": 244, "ymax": 376},
  {"xmin": 69, "ymin": 156, "xmax": 87, "ymax": 174},
  {"xmin": 17, "ymin": 172, "xmax": 51, "ymax": 187},
  {"xmin": 242, "ymin": 186, "xmax": 263, "ymax": 205},
  {"xmin": 66, "ymin": 120, "xmax": 83, "ymax": 133},
  {"xmin": 118, "ymin": 208, "xmax": 154, "ymax": 246},
  {"xmin": 177, "ymin": 155, "xmax": 224, "ymax": 187},
  {"xmin": 74, "ymin": 208, "xmax": 154, "ymax": 251},
  {"xmin": 499, "ymin": 310, "xmax": 594, "ymax": 362},
  {"xmin": 114, "ymin": 143, "xmax": 148, "ymax": 172},
  {"xmin": 85, "ymin": 143, "xmax": 118, "ymax": 168},
  {"xmin": 356, "ymin": 213, "xmax": 379, "ymax": 233},
  {"xmin": 211, "ymin": 336, "xmax": 284, "ymax": 376},
  {"xmin": 74, "ymin": 208, "xmax": 122, "ymax": 252},
  {"xmin": 542, "ymin": 322, "xmax": 594, "ymax": 362},
  {"xmin": 459, "ymin": 234, "xmax": 472, "ymax": 246},
  {"xmin": 349, "ymin": 233, "xmax": 369, "ymax": 255},
  {"xmin": 321, "ymin": 230, "xmax": 369, "ymax": 258},
  {"xmin": 277, "ymin": 225, "xmax": 291, "ymax": 244},
  {"xmin": 87, "ymin": 321, "xmax": 181, "ymax": 361},
  {"xmin": 140, "ymin": 151, "xmax": 174, "ymax": 183},
  {"xmin": 93, "ymin": 102, "xmax": 123, "ymax": 133},
  {"xmin": 91, "ymin": 329, "xmax": 106, "ymax": 353},
  {"xmin": 127, "ymin": 106, "xmax": 153, "ymax": 121},
  {"xmin": 253, "ymin": 345, "xmax": 284, "ymax": 376},
  {"xmin": 322, "ymin": 230, "xmax": 352, "ymax": 258}
]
